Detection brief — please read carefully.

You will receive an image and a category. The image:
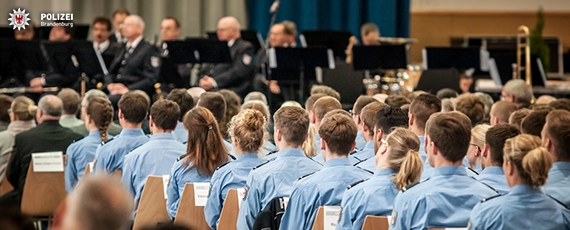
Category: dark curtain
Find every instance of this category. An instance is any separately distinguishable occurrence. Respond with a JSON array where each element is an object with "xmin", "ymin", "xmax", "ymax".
[{"xmin": 246, "ymin": 0, "xmax": 410, "ymax": 40}]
